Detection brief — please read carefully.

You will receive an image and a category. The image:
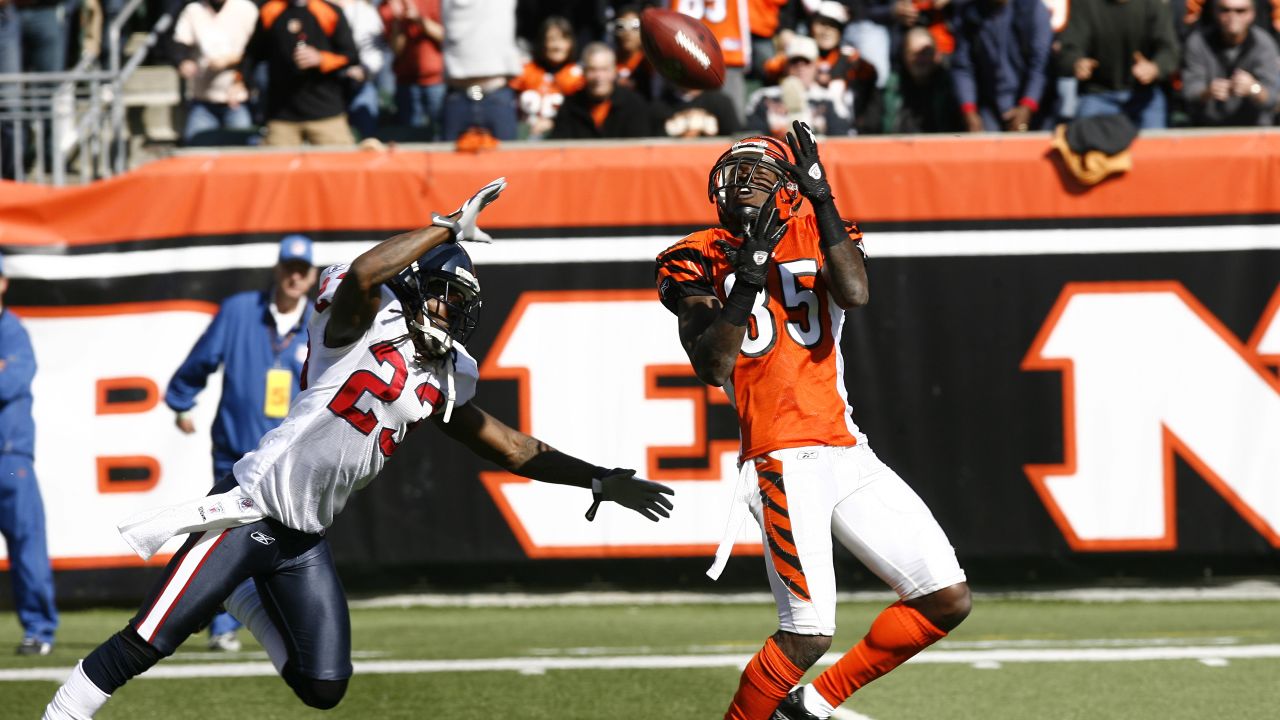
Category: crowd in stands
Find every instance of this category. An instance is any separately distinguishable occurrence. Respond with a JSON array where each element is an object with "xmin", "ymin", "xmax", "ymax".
[{"xmin": 1, "ymin": 0, "xmax": 1278, "ymax": 155}]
